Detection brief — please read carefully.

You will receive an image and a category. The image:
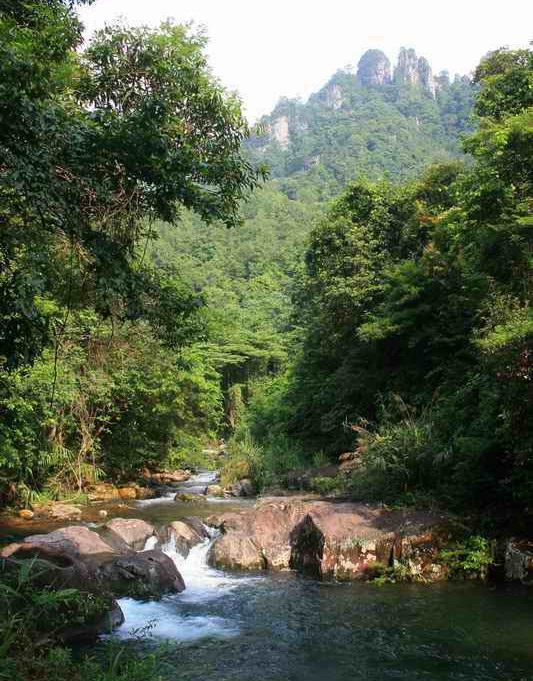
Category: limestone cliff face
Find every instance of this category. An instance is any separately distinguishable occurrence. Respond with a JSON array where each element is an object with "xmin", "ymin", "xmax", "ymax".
[
  {"xmin": 356, "ymin": 49, "xmax": 392, "ymax": 86},
  {"xmin": 394, "ymin": 47, "xmax": 436, "ymax": 97},
  {"xmin": 321, "ymin": 81, "xmax": 344, "ymax": 109},
  {"xmin": 271, "ymin": 115, "xmax": 290, "ymax": 149}
]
